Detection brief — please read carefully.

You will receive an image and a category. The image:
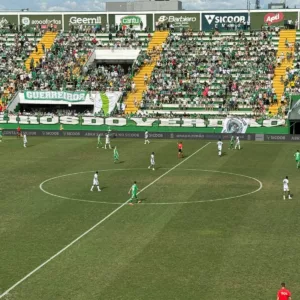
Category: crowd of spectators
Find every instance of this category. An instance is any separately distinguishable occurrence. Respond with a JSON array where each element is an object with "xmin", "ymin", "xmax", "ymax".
[{"xmin": 140, "ymin": 29, "xmax": 279, "ymax": 116}]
